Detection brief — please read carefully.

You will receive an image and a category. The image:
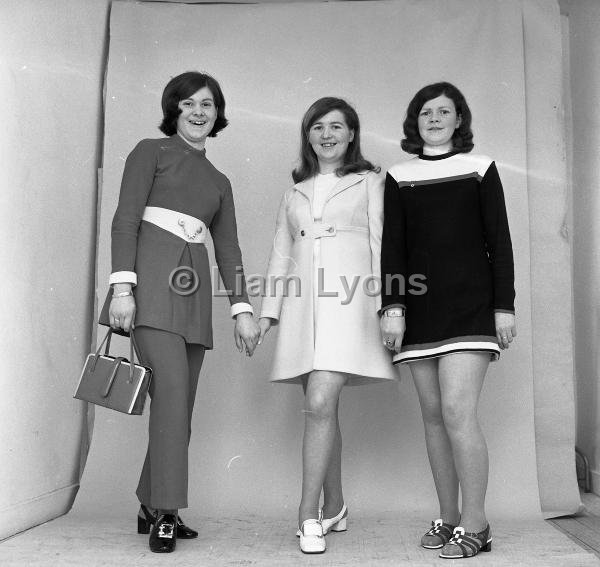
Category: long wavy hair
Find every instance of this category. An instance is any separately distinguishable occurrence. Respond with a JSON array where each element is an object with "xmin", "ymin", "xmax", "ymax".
[
  {"xmin": 292, "ymin": 97, "xmax": 379, "ymax": 183},
  {"xmin": 159, "ymin": 71, "xmax": 228, "ymax": 137},
  {"xmin": 401, "ymin": 82, "xmax": 474, "ymax": 155}
]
